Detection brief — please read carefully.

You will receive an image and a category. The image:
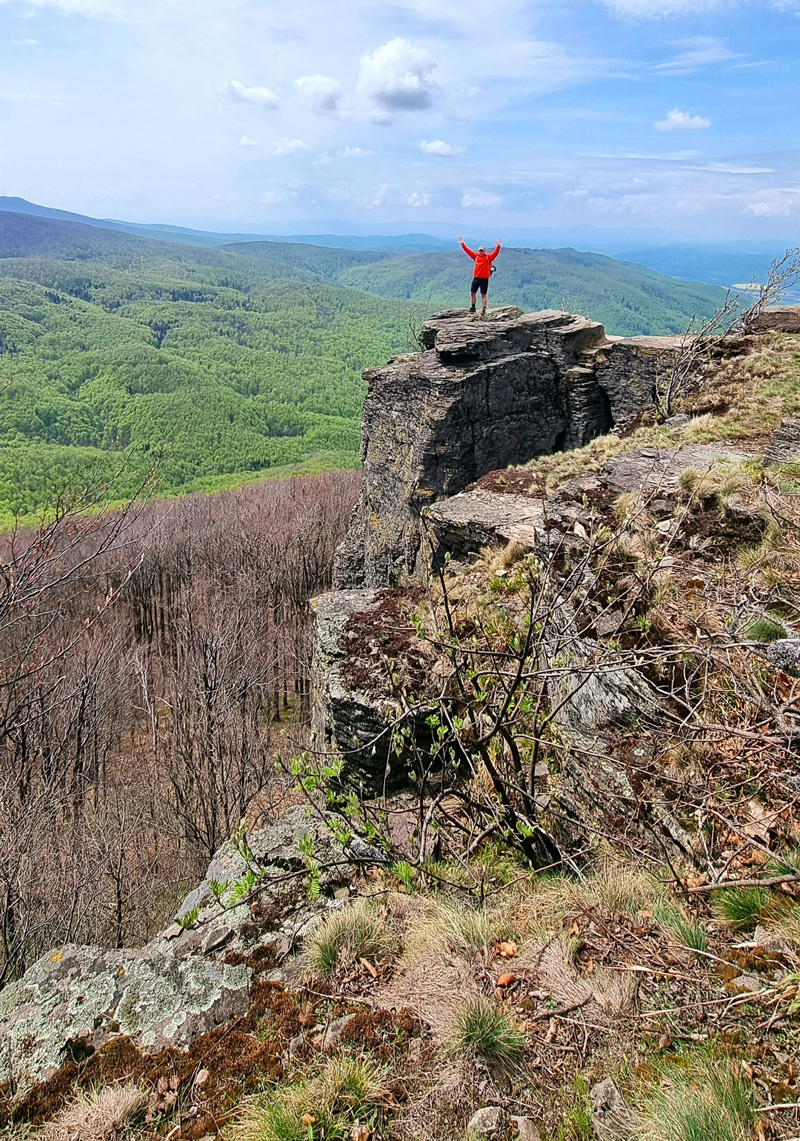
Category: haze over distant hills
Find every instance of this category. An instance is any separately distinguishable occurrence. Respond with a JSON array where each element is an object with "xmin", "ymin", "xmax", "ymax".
[
  {"xmin": 0, "ymin": 200, "xmax": 744, "ymax": 521},
  {"xmin": 1, "ymin": 198, "xmax": 792, "ymax": 290}
]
